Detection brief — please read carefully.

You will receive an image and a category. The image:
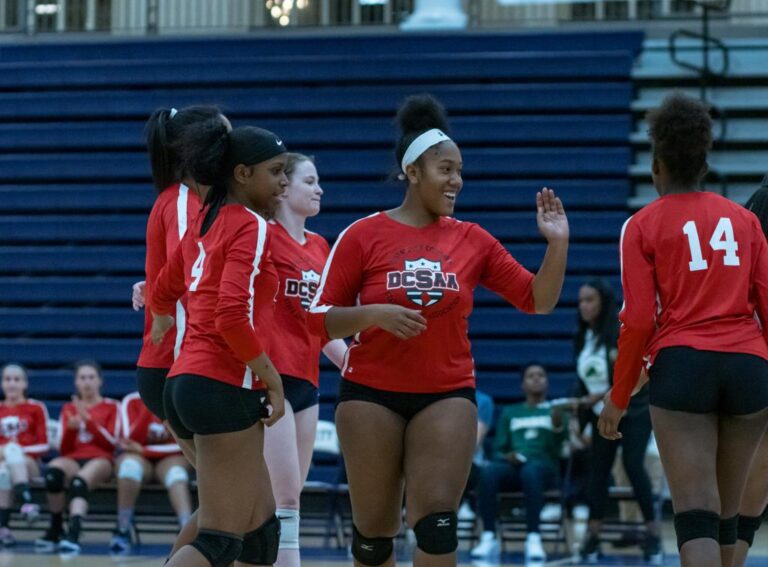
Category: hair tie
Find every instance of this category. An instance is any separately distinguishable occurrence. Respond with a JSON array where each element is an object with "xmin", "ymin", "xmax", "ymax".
[{"xmin": 169, "ymin": 108, "xmax": 178, "ymax": 119}]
